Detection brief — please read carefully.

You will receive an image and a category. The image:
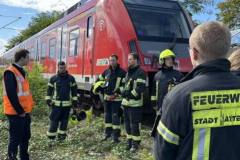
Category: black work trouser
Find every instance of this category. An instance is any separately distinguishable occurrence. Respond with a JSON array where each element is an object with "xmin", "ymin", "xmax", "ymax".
[
  {"xmin": 7, "ymin": 114, "xmax": 31, "ymax": 160},
  {"xmin": 104, "ymin": 101, "xmax": 121, "ymax": 139},
  {"xmin": 123, "ymin": 106, "xmax": 142, "ymax": 147},
  {"xmin": 47, "ymin": 106, "xmax": 71, "ymax": 140}
]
